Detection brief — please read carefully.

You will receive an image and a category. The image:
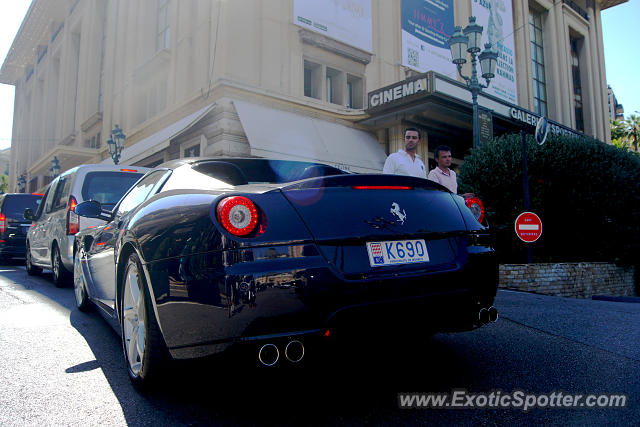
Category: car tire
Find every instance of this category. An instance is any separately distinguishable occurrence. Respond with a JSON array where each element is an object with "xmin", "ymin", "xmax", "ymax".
[
  {"xmin": 120, "ymin": 252, "xmax": 168, "ymax": 389},
  {"xmin": 73, "ymin": 251, "xmax": 91, "ymax": 312},
  {"xmin": 52, "ymin": 245, "xmax": 71, "ymax": 288},
  {"xmin": 25, "ymin": 243, "xmax": 42, "ymax": 276}
]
